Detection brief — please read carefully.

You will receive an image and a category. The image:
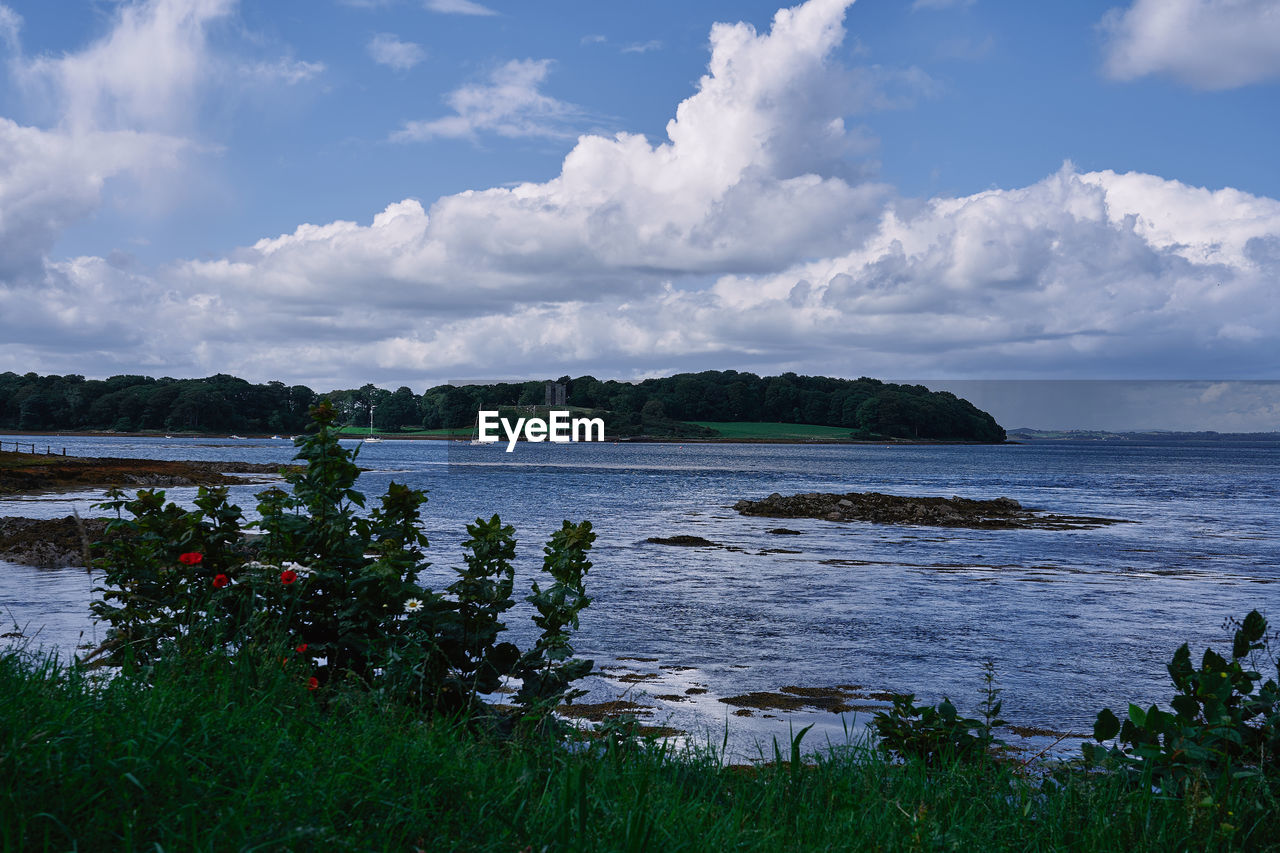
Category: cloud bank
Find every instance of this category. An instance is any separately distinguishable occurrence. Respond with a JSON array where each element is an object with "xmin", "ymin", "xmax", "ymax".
[
  {"xmin": 1101, "ymin": 0, "xmax": 1280, "ymax": 89},
  {"xmin": 1, "ymin": 0, "xmax": 1278, "ymax": 388}
]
